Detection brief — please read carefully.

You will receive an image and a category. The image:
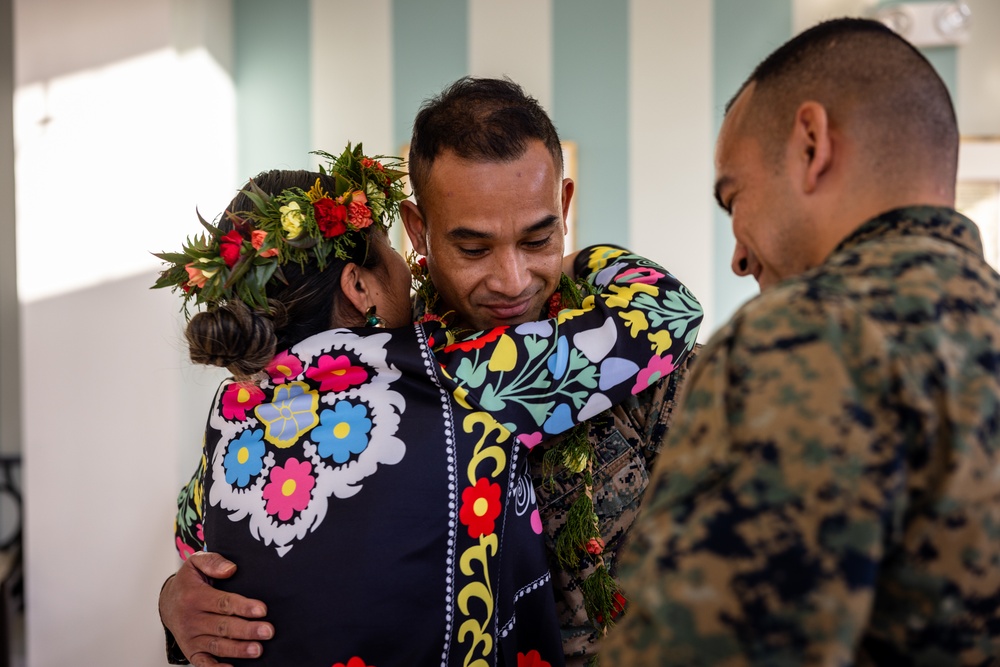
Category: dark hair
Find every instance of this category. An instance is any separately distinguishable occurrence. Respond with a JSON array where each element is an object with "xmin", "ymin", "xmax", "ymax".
[
  {"xmin": 185, "ymin": 169, "xmax": 385, "ymax": 380},
  {"xmin": 729, "ymin": 17, "xmax": 958, "ymax": 183},
  {"xmin": 407, "ymin": 76, "xmax": 563, "ymax": 202}
]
